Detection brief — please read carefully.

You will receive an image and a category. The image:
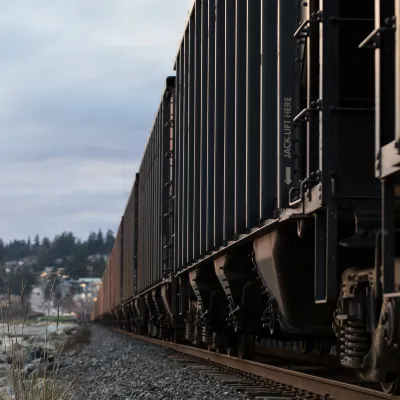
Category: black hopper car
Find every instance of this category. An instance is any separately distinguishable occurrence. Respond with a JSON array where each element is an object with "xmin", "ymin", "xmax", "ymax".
[{"xmin": 92, "ymin": 0, "xmax": 400, "ymax": 394}]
